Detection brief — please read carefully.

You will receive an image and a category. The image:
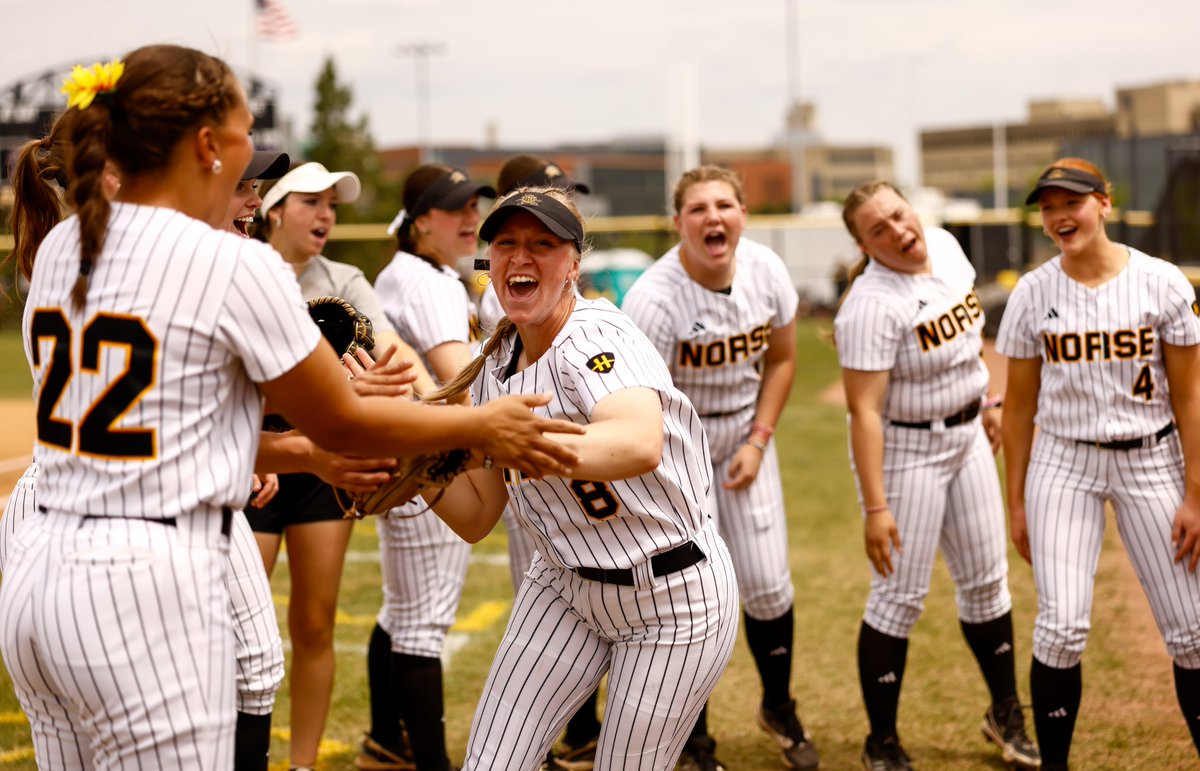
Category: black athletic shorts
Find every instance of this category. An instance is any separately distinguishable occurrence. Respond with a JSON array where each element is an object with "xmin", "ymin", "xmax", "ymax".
[{"xmin": 243, "ymin": 472, "xmax": 345, "ymax": 534}]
